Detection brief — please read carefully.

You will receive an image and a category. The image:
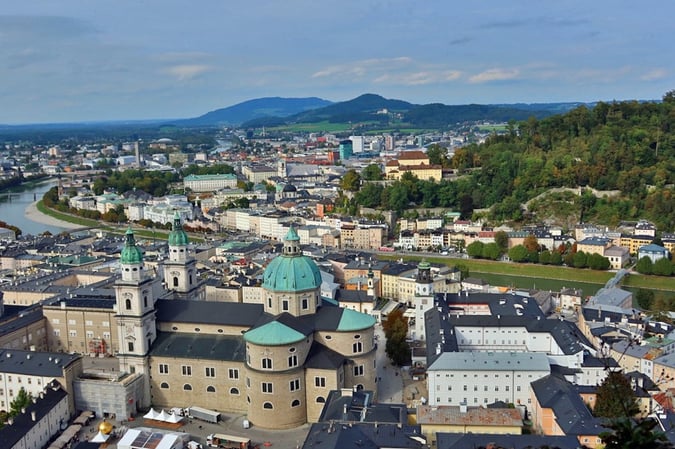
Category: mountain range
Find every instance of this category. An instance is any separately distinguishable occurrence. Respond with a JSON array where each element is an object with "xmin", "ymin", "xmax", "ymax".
[{"xmin": 173, "ymin": 93, "xmax": 591, "ymax": 129}]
